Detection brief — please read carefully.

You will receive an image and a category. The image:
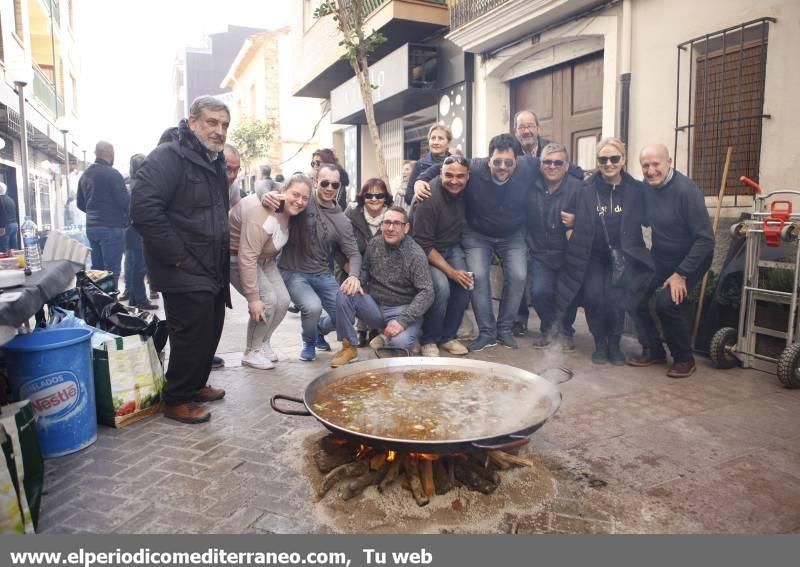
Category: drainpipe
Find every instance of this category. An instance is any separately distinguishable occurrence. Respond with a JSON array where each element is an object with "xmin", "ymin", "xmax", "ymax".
[{"xmin": 618, "ymin": 0, "xmax": 632, "ymax": 145}]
